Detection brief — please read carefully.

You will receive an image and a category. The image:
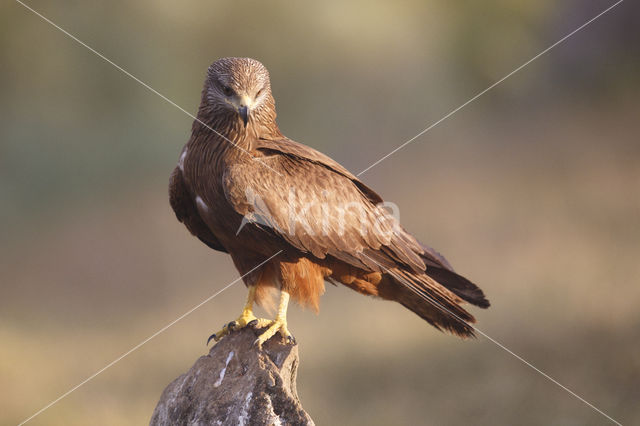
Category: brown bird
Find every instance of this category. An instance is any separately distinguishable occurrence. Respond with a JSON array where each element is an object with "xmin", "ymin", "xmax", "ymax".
[{"xmin": 170, "ymin": 57, "xmax": 489, "ymax": 347}]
